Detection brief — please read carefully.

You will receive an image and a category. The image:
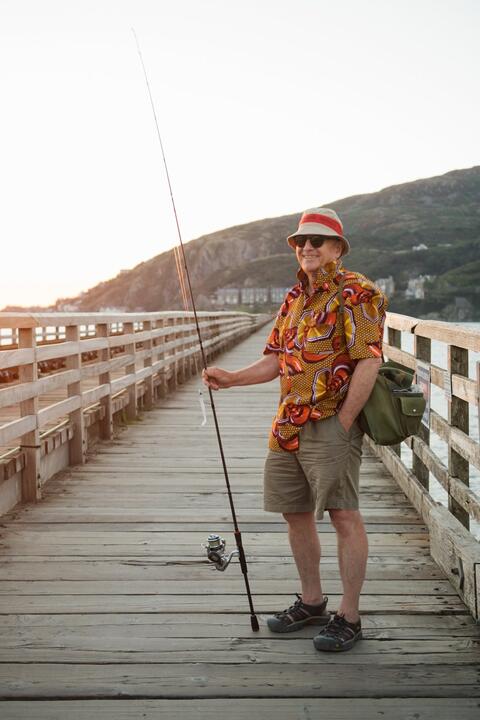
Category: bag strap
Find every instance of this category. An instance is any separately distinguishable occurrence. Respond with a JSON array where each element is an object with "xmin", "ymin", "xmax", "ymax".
[{"xmin": 338, "ymin": 277, "xmax": 345, "ymax": 315}]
